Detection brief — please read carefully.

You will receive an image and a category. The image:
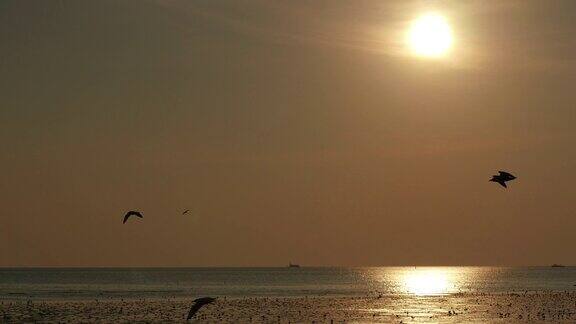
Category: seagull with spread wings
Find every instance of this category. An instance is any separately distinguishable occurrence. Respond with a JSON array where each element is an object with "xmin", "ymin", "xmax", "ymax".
[
  {"xmin": 123, "ymin": 211, "xmax": 143, "ymax": 223},
  {"xmin": 186, "ymin": 297, "xmax": 216, "ymax": 320},
  {"xmin": 490, "ymin": 171, "xmax": 516, "ymax": 188}
]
